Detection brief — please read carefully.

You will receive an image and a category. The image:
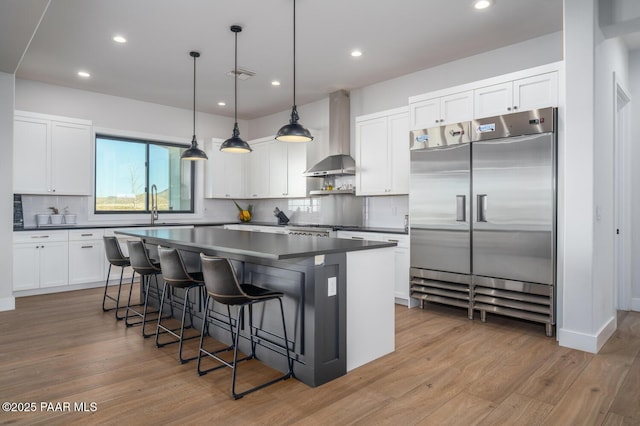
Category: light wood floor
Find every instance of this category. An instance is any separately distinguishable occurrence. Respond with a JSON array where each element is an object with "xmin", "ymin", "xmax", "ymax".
[{"xmin": 0, "ymin": 286, "xmax": 639, "ymax": 425}]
